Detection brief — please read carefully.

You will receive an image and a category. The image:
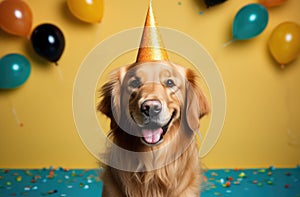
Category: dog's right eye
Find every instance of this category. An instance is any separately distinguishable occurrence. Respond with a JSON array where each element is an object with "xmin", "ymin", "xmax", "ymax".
[
  {"xmin": 165, "ymin": 79, "xmax": 175, "ymax": 88},
  {"xmin": 129, "ymin": 78, "xmax": 141, "ymax": 88}
]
